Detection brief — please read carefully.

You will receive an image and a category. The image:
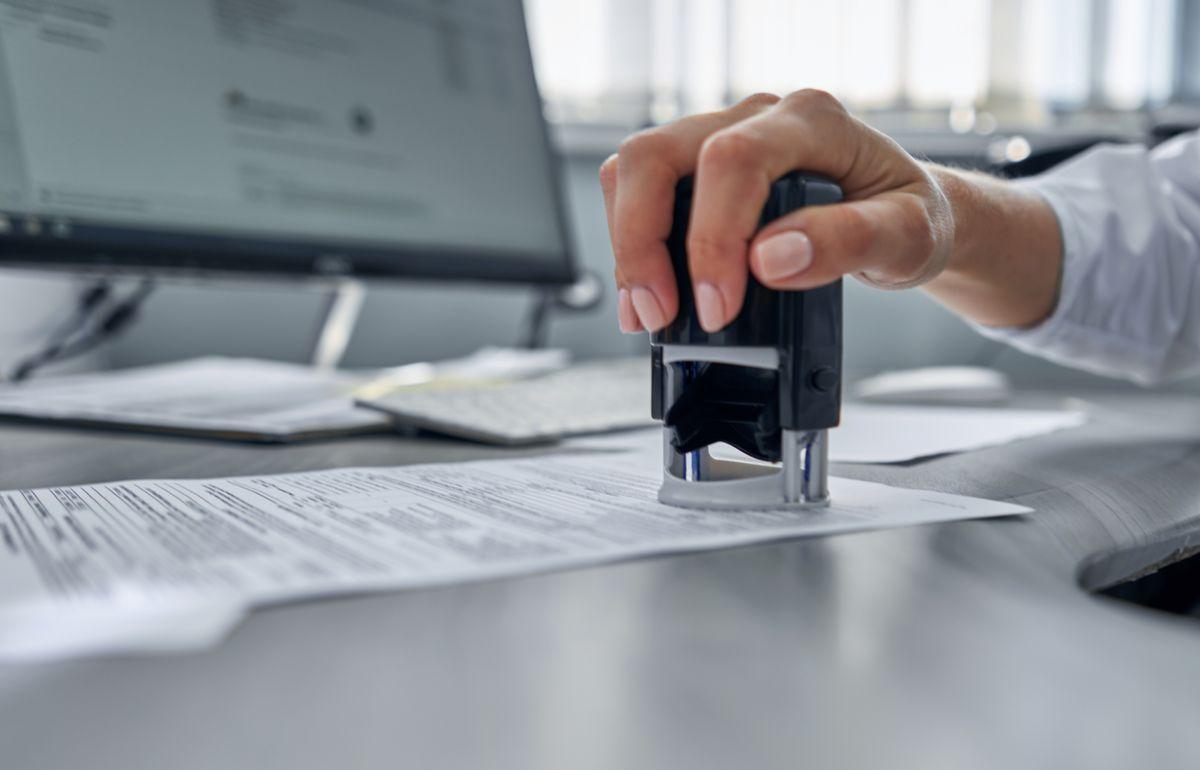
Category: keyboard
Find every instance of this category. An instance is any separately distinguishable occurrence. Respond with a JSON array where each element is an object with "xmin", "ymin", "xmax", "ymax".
[{"xmin": 355, "ymin": 357, "xmax": 656, "ymax": 445}]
